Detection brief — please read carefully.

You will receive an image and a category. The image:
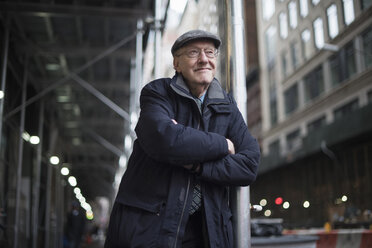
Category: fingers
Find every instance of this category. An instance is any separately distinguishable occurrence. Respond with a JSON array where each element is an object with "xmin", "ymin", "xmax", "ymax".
[{"xmin": 226, "ymin": 138, "xmax": 235, "ymax": 154}]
